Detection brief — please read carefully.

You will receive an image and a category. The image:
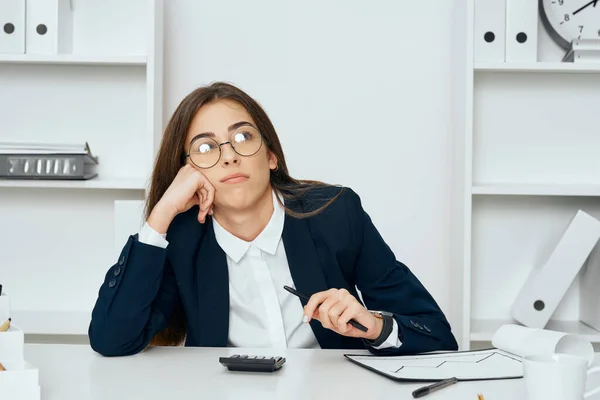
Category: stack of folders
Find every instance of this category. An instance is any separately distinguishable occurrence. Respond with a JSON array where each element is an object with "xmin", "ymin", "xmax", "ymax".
[
  {"xmin": 0, "ymin": 141, "xmax": 99, "ymax": 180},
  {"xmin": 511, "ymin": 210, "xmax": 600, "ymax": 329},
  {"xmin": 562, "ymin": 39, "xmax": 600, "ymax": 63}
]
